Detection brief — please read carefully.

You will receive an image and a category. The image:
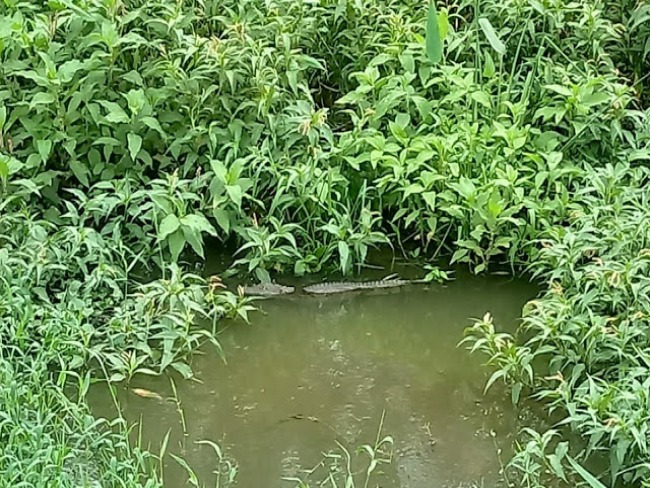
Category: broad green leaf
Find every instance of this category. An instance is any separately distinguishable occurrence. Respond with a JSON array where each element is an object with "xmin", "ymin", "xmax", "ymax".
[
  {"xmin": 180, "ymin": 214, "xmax": 217, "ymax": 236},
  {"xmin": 14, "ymin": 69, "xmax": 49, "ymax": 87},
  {"xmin": 399, "ymin": 53, "xmax": 415, "ymax": 73},
  {"xmin": 549, "ymin": 442, "xmax": 569, "ymax": 481},
  {"xmin": 483, "ymin": 51, "xmax": 496, "ymax": 78},
  {"xmin": 122, "ymin": 70, "xmax": 144, "ymax": 86},
  {"xmin": 124, "ymin": 89, "xmax": 145, "ymax": 116},
  {"xmin": 57, "ymin": 59, "xmax": 84, "ymax": 83},
  {"xmin": 92, "ymin": 137, "xmax": 121, "ymax": 147},
  {"xmin": 298, "ymin": 54, "xmax": 325, "ymax": 70},
  {"xmin": 628, "ymin": 149, "xmax": 650, "ymax": 162},
  {"xmin": 210, "ymin": 159, "xmax": 228, "ymax": 183},
  {"xmin": 158, "ymin": 214, "xmax": 180, "ymax": 240},
  {"xmin": 98, "ymin": 100, "xmax": 130, "ymax": 124},
  {"xmin": 109, "ymin": 373, "xmax": 126, "ymax": 382},
  {"xmin": 0, "ymin": 158, "xmax": 7, "ymax": 180},
  {"xmin": 141, "ymin": 116, "xmax": 166, "ymax": 137},
  {"xmin": 12, "ymin": 178, "xmax": 41, "ymax": 195},
  {"xmin": 389, "ymin": 121, "xmax": 409, "ymax": 143},
  {"xmin": 26, "ymin": 154, "xmax": 42, "ymax": 170},
  {"xmin": 47, "ymin": 0, "xmax": 66, "ymax": 11},
  {"xmin": 453, "ymin": 177, "xmax": 477, "ymax": 199},
  {"xmin": 413, "ymin": 96, "xmax": 433, "ymax": 119},
  {"xmin": 422, "ymin": 191, "xmax": 437, "ymax": 210},
  {"xmin": 2, "ymin": 155, "xmax": 23, "ymax": 176},
  {"xmin": 36, "ymin": 139, "xmax": 52, "ymax": 163},
  {"xmin": 101, "ymin": 21, "xmax": 119, "ymax": 47},
  {"xmin": 294, "ymin": 261, "xmax": 307, "ymax": 276},
  {"xmin": 544, "ymin": 84, "xmax": 573, "ymax": 97},
  {"xmin": 213, "ymin": 208, "xmax": 230, "ymax": 234},
  {"xmin": 30, "ymin": 93, "xmax": 56, "ymax": 109},
  {"xmin": 127, "ymin": 133, "xmax": 142, "ymax": 161},
  {"xmin": 182, "ymin": 226, "xmax": 204, "ymax": 258},
  {"xmin": 167, "ymin": 229, "xmax": 186, "ymax": 262},
  {"xmin": 582, "ymin": 92, "xmax": 610, "ymax": 106},
  {"xmin": 471, "ymin": 91, "xmax": 491, "ymax": 108},
  {"xmin": 62, "ymin": 139, "xmax": 76, "ymax": 157},
  {"xmin": 337, "ymin": 91, "xmax": 365, "ymax": 105},
  {"xmin": 58, "ymin": 0, "xmax": 94, "ymax": 19},
  {"xmin": 170, "ymin": 362, "xmax": 193, "ymax": 379},
  {"xmin": 37, "ymin": 52, "xmax": 56, "ymax": 78},
  {"xmin": 151, "ymin": 195, "xmax": 173, "ymax": 215},
  {"xmin": 425, "ymin": 1, "xmax": 443, "ymax": 63},
  {"xmin": 478, "ymin": 18, "xmax": 506, "ymax": 55},
  {"xmin": 395, "ymin": 113, "xmax": 410, "ymax": 128},
  {"xmin": 287, "ymin": 70, "xmax": 298, "ymax": 94},
  {"xmin": 225, "ymin": 184, "xmax": 243, "ymax": 208},
  {"xmin": 69, "ymin": 160, "xmax": 90, "ymax": 187},
  {"xmin": 453, "ymin": 238, "xmax": 473, "ymax": 261},
  {"xmin": 403, "ymin": 183, "xmax": 425, "ymax": 199}
]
